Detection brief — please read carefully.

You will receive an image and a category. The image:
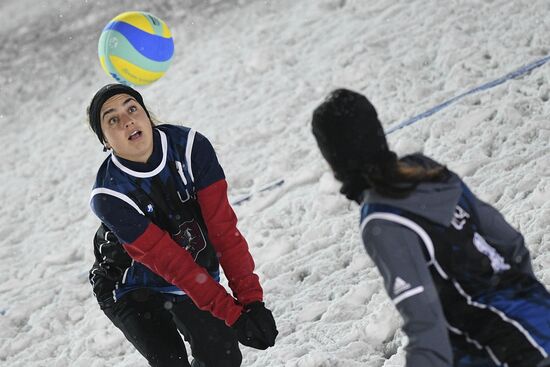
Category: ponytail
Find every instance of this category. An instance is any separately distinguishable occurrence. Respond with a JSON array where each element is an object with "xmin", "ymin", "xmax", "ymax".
[
  {"xmin": 339, "ymin": 155, "xmax": 450, "ymax": 202},
  {"xmin": 366, "ymin": 158, "xmax": 449, "ymax": 198}
]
